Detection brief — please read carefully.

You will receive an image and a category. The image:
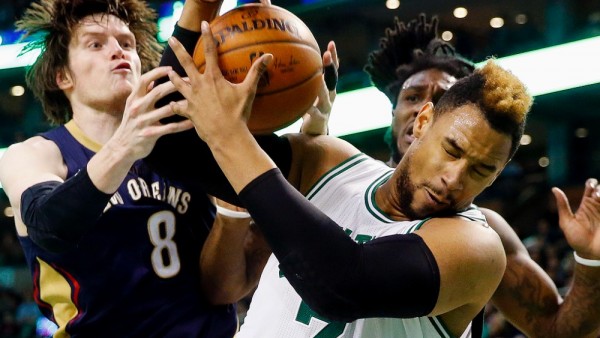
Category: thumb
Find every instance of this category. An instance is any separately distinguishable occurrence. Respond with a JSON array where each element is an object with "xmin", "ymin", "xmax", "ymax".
[{"xmin": 552, "ymin": 187, "xmax": 573, "ymax": 225}]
